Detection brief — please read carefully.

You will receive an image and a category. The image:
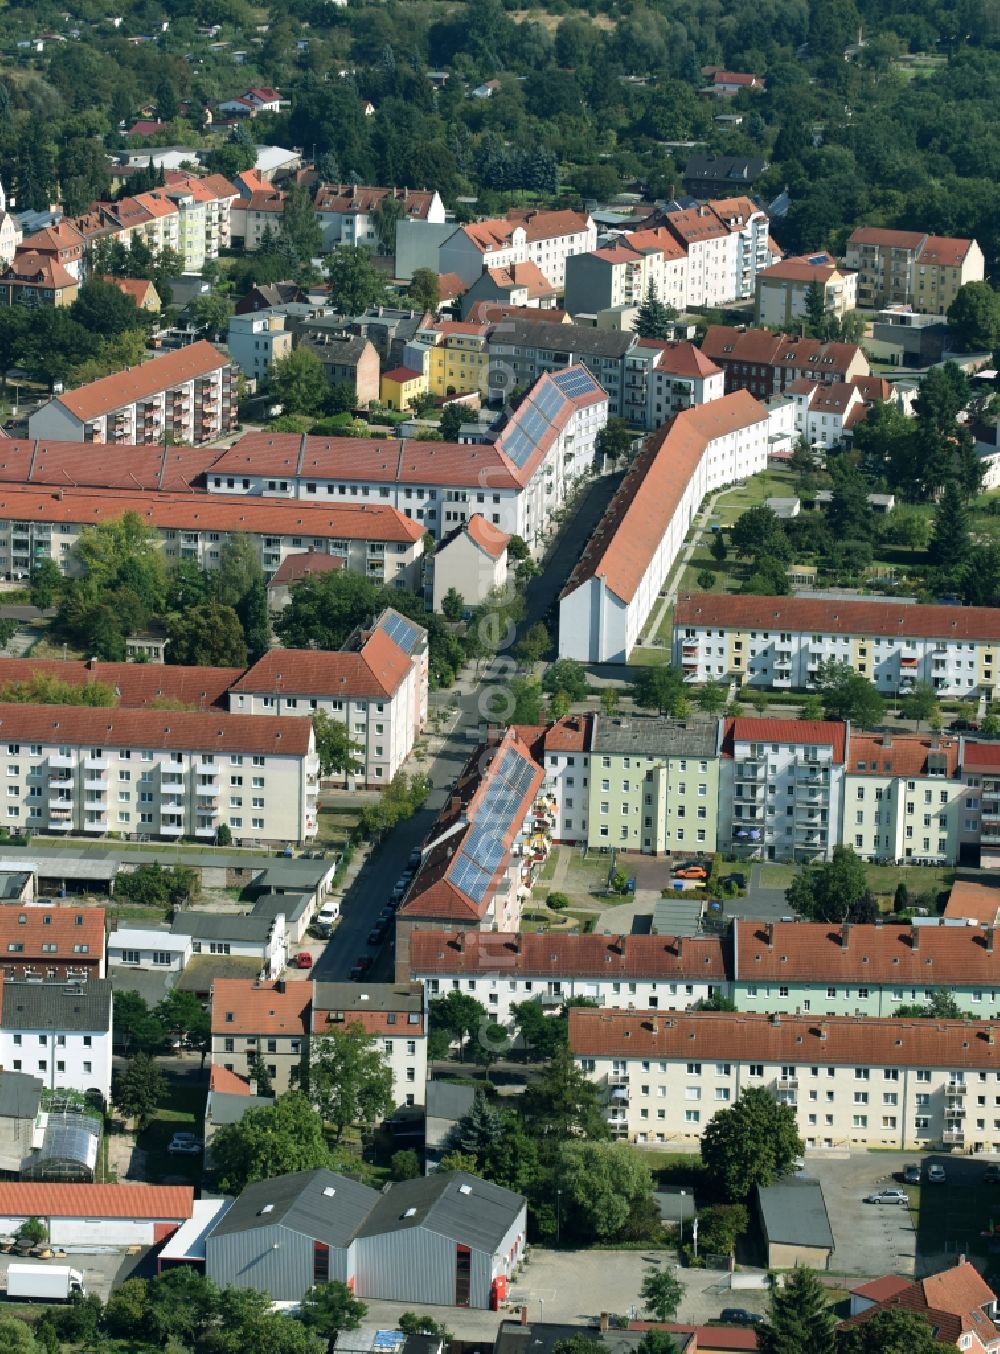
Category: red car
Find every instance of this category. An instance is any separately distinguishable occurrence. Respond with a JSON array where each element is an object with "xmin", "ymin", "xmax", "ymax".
[
  {"xmin": 293, "ymin": 951, "xmax": 314, "ymax": 969},
  {"xmin": 350, "ymin": 955, "xmax": 373, "ymax": 980}
]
